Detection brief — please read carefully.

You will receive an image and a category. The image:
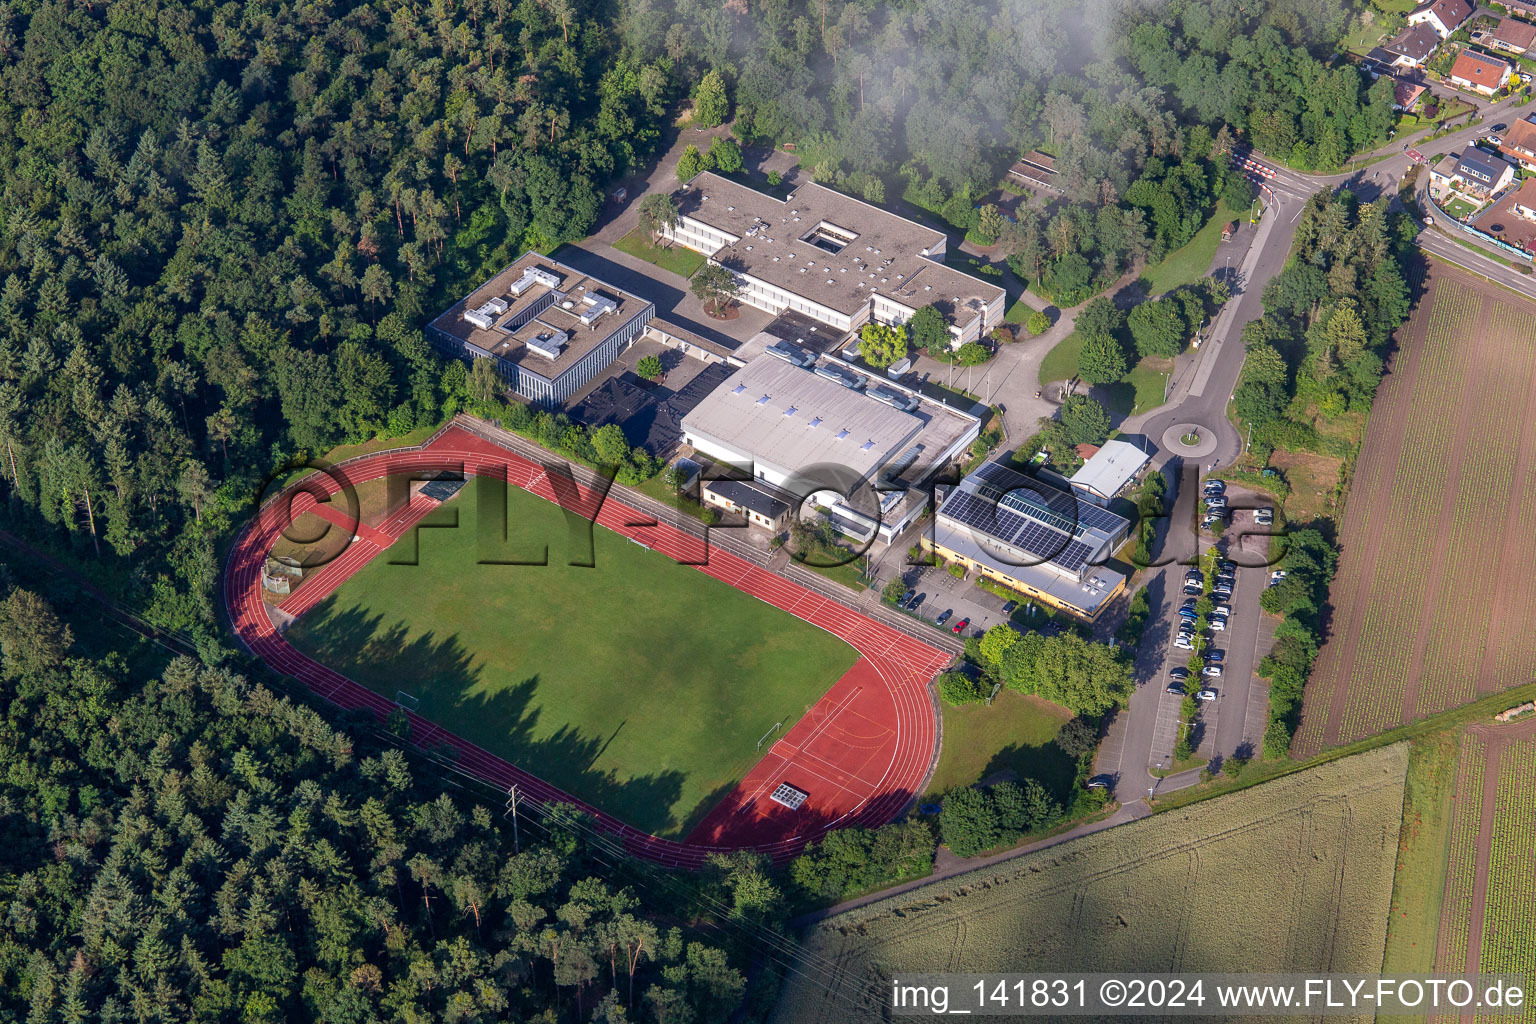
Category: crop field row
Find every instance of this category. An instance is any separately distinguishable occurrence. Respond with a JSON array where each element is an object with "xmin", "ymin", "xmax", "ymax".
[
  {"xmin": 1304, "ymin": 275, "xmax": 1467, "ymax": 745},
  {"xmin": 1298, "ymin": 265, "xmax": 1536, "ymax": 753},
  {"xmin": 1477, "ymin": 736, "xmax": 1536, "ymax": 997},
  {"xmin": 1433, "ymin": 733, "xmax": 1488, "ymax": 976},
  {"xmin": 1328, "ymin": 277, "xmax": 1473, "ymax": 743},
  {"xmin": 772, "ymin": 746, "xmax": 1410, "ymax": 1024},
  {"xmin": 1413, "ymin": 334, "xmax": 1529, "ymax": 719}
]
